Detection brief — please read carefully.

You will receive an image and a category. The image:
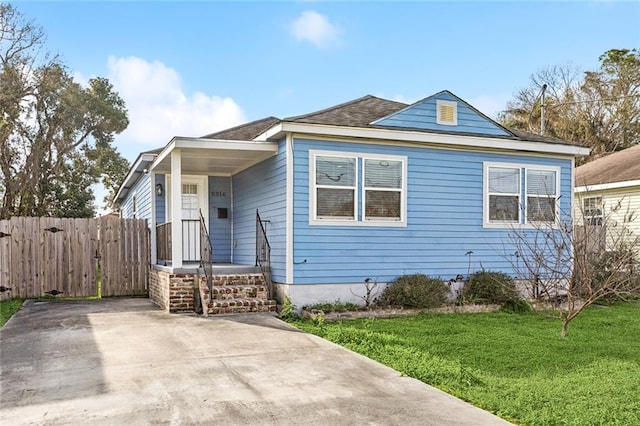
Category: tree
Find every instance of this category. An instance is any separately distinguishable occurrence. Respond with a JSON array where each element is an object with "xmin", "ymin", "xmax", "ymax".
[
  {"xmin": 504, "ymin": 199, "xmax": 639, "ymax": 337},
  {"xmin": 499, "ymin": 49, "xmax": 640, "ymax": 163},
  {"xmin": 0, "ymin": 4, "xmax": 129, "ymax": 218}
]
